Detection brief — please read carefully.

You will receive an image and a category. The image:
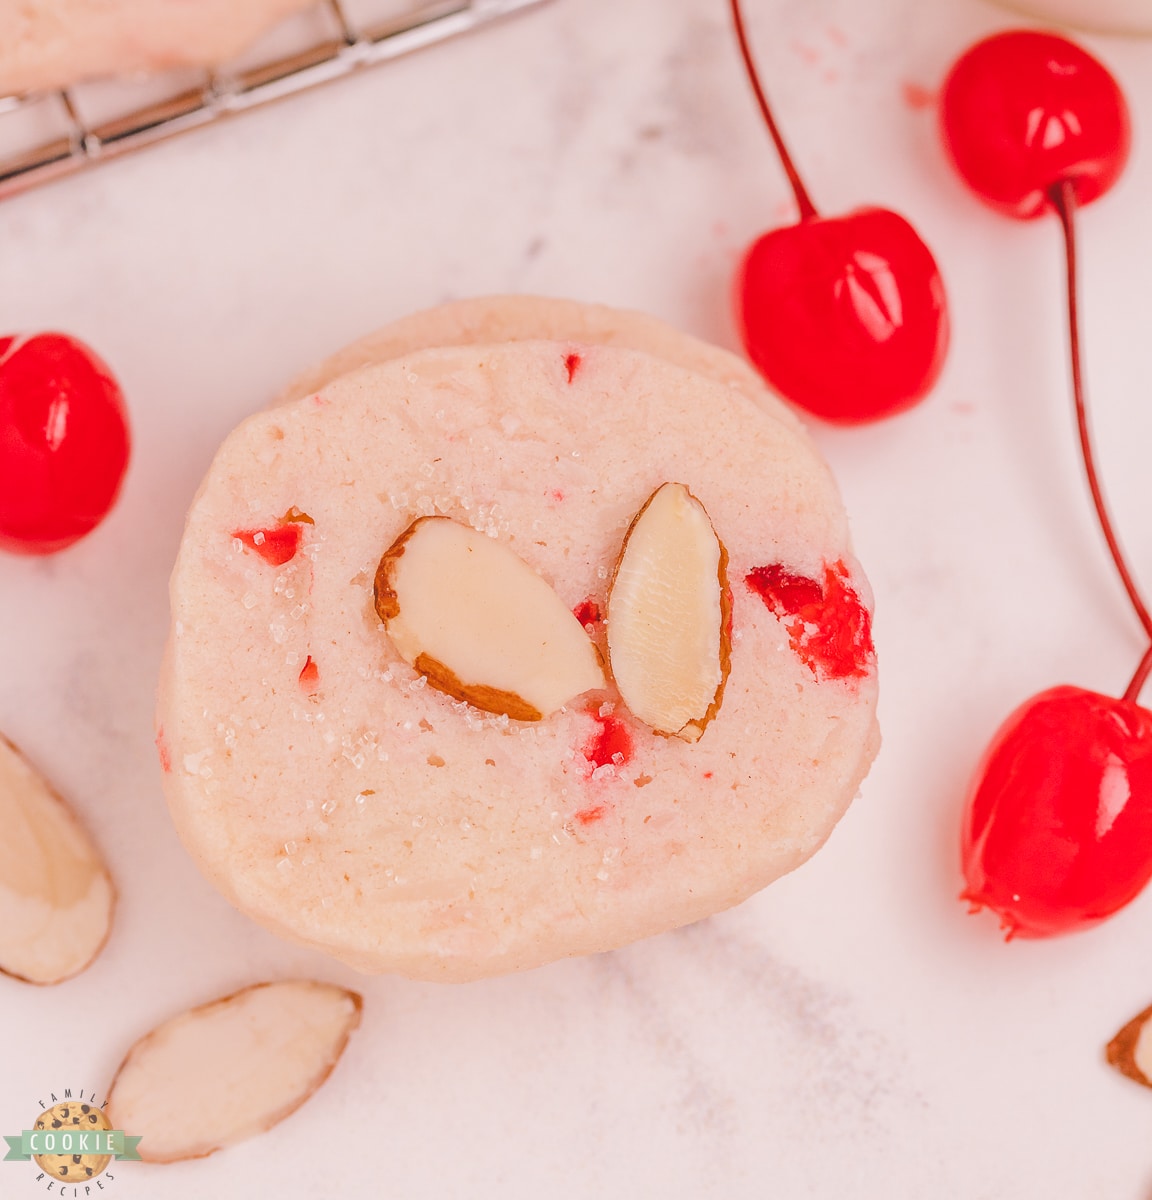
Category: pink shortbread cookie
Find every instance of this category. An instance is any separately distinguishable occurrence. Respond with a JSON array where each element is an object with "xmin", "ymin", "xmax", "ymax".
[
  {"xmin": 0, "ymin": 0, "xmax": 314, "ymax": 96},
  {"xmin": 277, "ymin": 294, "xmax": 803, "ymax": 432},
  {"xmin": 159, "ymin": 328, "xmax": 878, "ymax": 981}
]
